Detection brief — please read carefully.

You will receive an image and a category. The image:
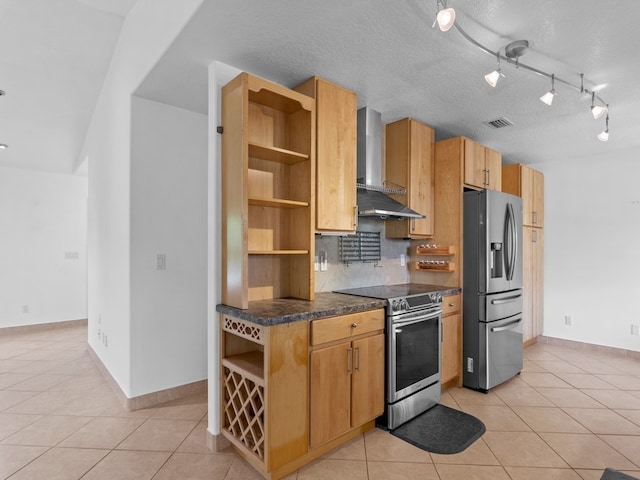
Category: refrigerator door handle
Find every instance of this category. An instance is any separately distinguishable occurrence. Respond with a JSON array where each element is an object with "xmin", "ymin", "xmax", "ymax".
[
  {"xmin": 491, "ymin": 293, "xmax": 522, "ymax": 305},
  {"xmin": 491, "ymin": 318, "xmax": 522, "ymax": 333},
  {"xmin": 505, "ymin": 202, "xmax": 517, "ymax": 281}
]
